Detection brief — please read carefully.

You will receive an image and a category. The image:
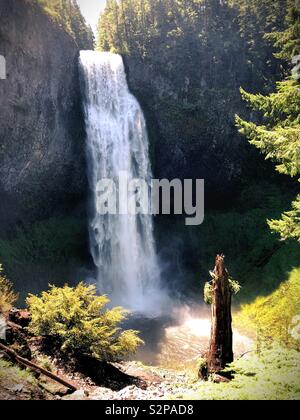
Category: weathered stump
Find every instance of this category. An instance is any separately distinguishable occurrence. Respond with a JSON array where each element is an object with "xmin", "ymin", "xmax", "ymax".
[{"xmin": 207, "ymin": 255, "xmax": 233, "ymax": 374}]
